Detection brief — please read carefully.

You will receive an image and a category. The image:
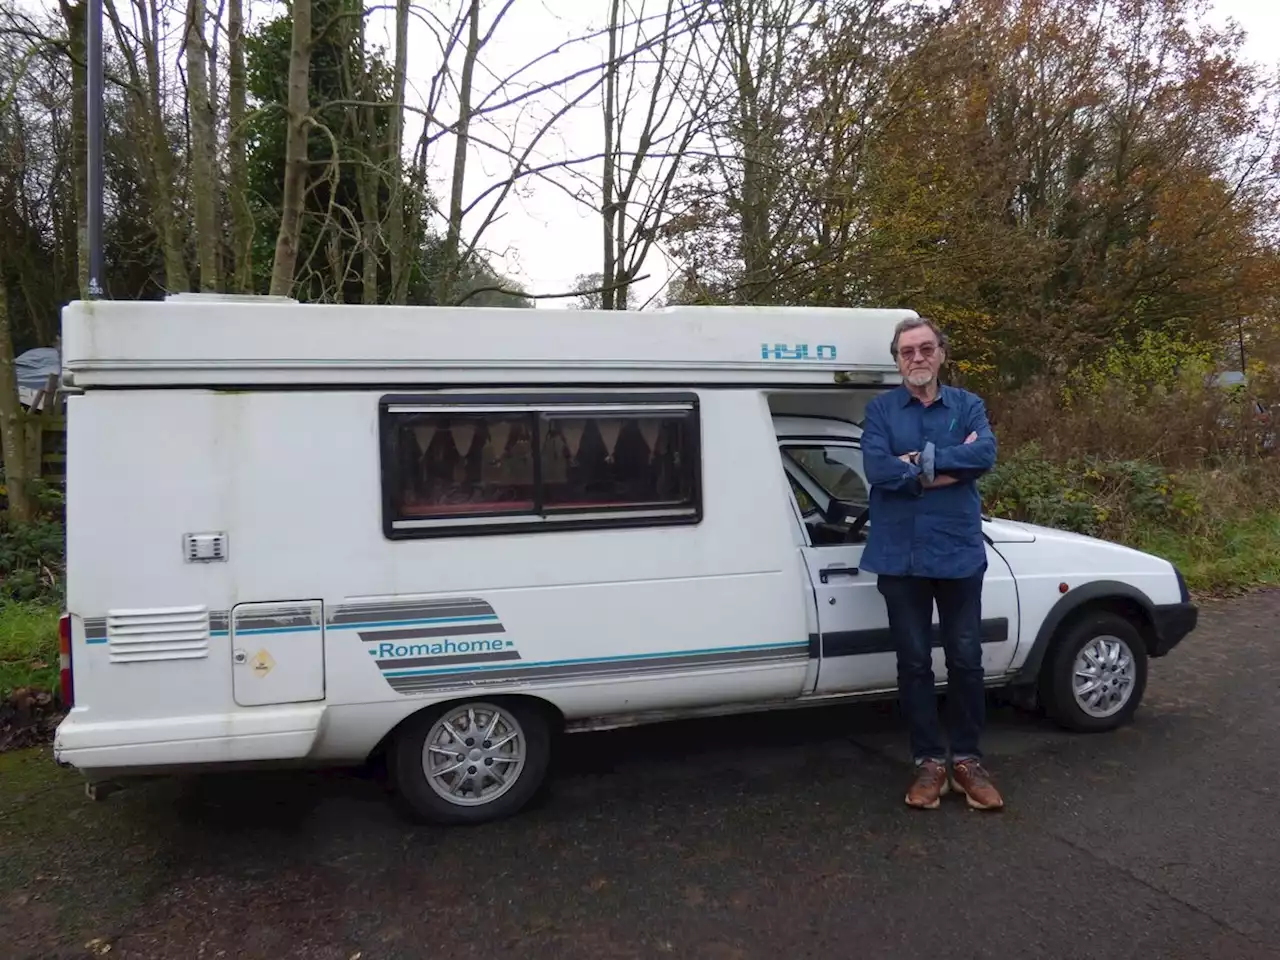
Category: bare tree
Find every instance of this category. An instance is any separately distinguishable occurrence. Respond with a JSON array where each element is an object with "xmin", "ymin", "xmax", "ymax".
[
  {"xmin": 722, "ymin": 0, "xmax": 818, "ymax": 301},
  {"xmin": 226, "ymin": 0, "xmax": 251, "ymax": 291},
  {"xmin": 185, "ymin": 0, "xmax": 218, "ymax": 289},
  {"xmin": 435, "ymin": 0, "xmax": 482, "ymax": 304},
  {"xmin": 268, "ymin": 0, "xmax": 312, "ymax": 296},
  {"xmin": 599, "ymin": 0, "xmax": 721, "ymax": 309},
  {"xmin": 399, "ymin": 0, "xmax": 705, "ymax": 305},
  {"xmin": 385, "ymin": 0, "xmax": 410, "ymax": 301},
  {"xmin": 103, "ymin": 0, "xmax": 189, "ymax": 292},
  {"xmin": 601, "ymin": 0, "xmax": 621, "ymax": 309}
]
